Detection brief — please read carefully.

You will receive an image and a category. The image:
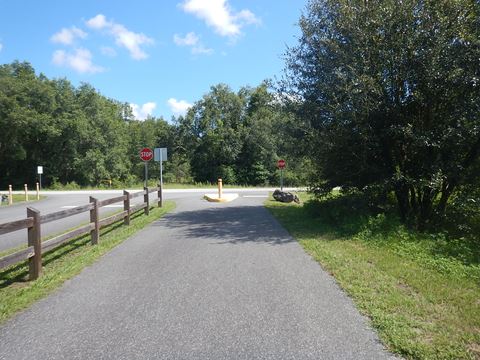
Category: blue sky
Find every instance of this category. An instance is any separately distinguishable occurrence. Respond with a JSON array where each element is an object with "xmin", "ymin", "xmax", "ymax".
[{"xmin": 0, "ymin": 0, "xmax": 306, "ymax": 120}]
